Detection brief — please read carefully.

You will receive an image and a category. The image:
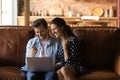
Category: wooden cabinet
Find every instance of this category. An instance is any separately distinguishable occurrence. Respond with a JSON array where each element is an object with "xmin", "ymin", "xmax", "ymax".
[
  {"xmin": 117, "ymin": 0, "xmax": 120, "ymax": 27},
  {"xmin": 100, "ymin": 17, "xmax": 117, "ymax": 27}
]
